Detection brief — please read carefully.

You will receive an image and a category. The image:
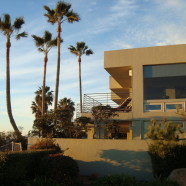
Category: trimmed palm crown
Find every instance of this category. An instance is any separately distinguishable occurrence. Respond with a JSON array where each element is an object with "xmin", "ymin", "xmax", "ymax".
[
  {"xmin": 0, "ymin": 14, "xmax": 27, "ymax": 39},
  {"xmin": 44, "ymin": 1, "xmax": 80, "ymax": 24},
  {"xmin": 68, "ymin": 42, "xmax": 93, "ymax": 60},
  {"xmin": 32, "ymin": 31, "xmax": 59, "ymax": 53}
]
